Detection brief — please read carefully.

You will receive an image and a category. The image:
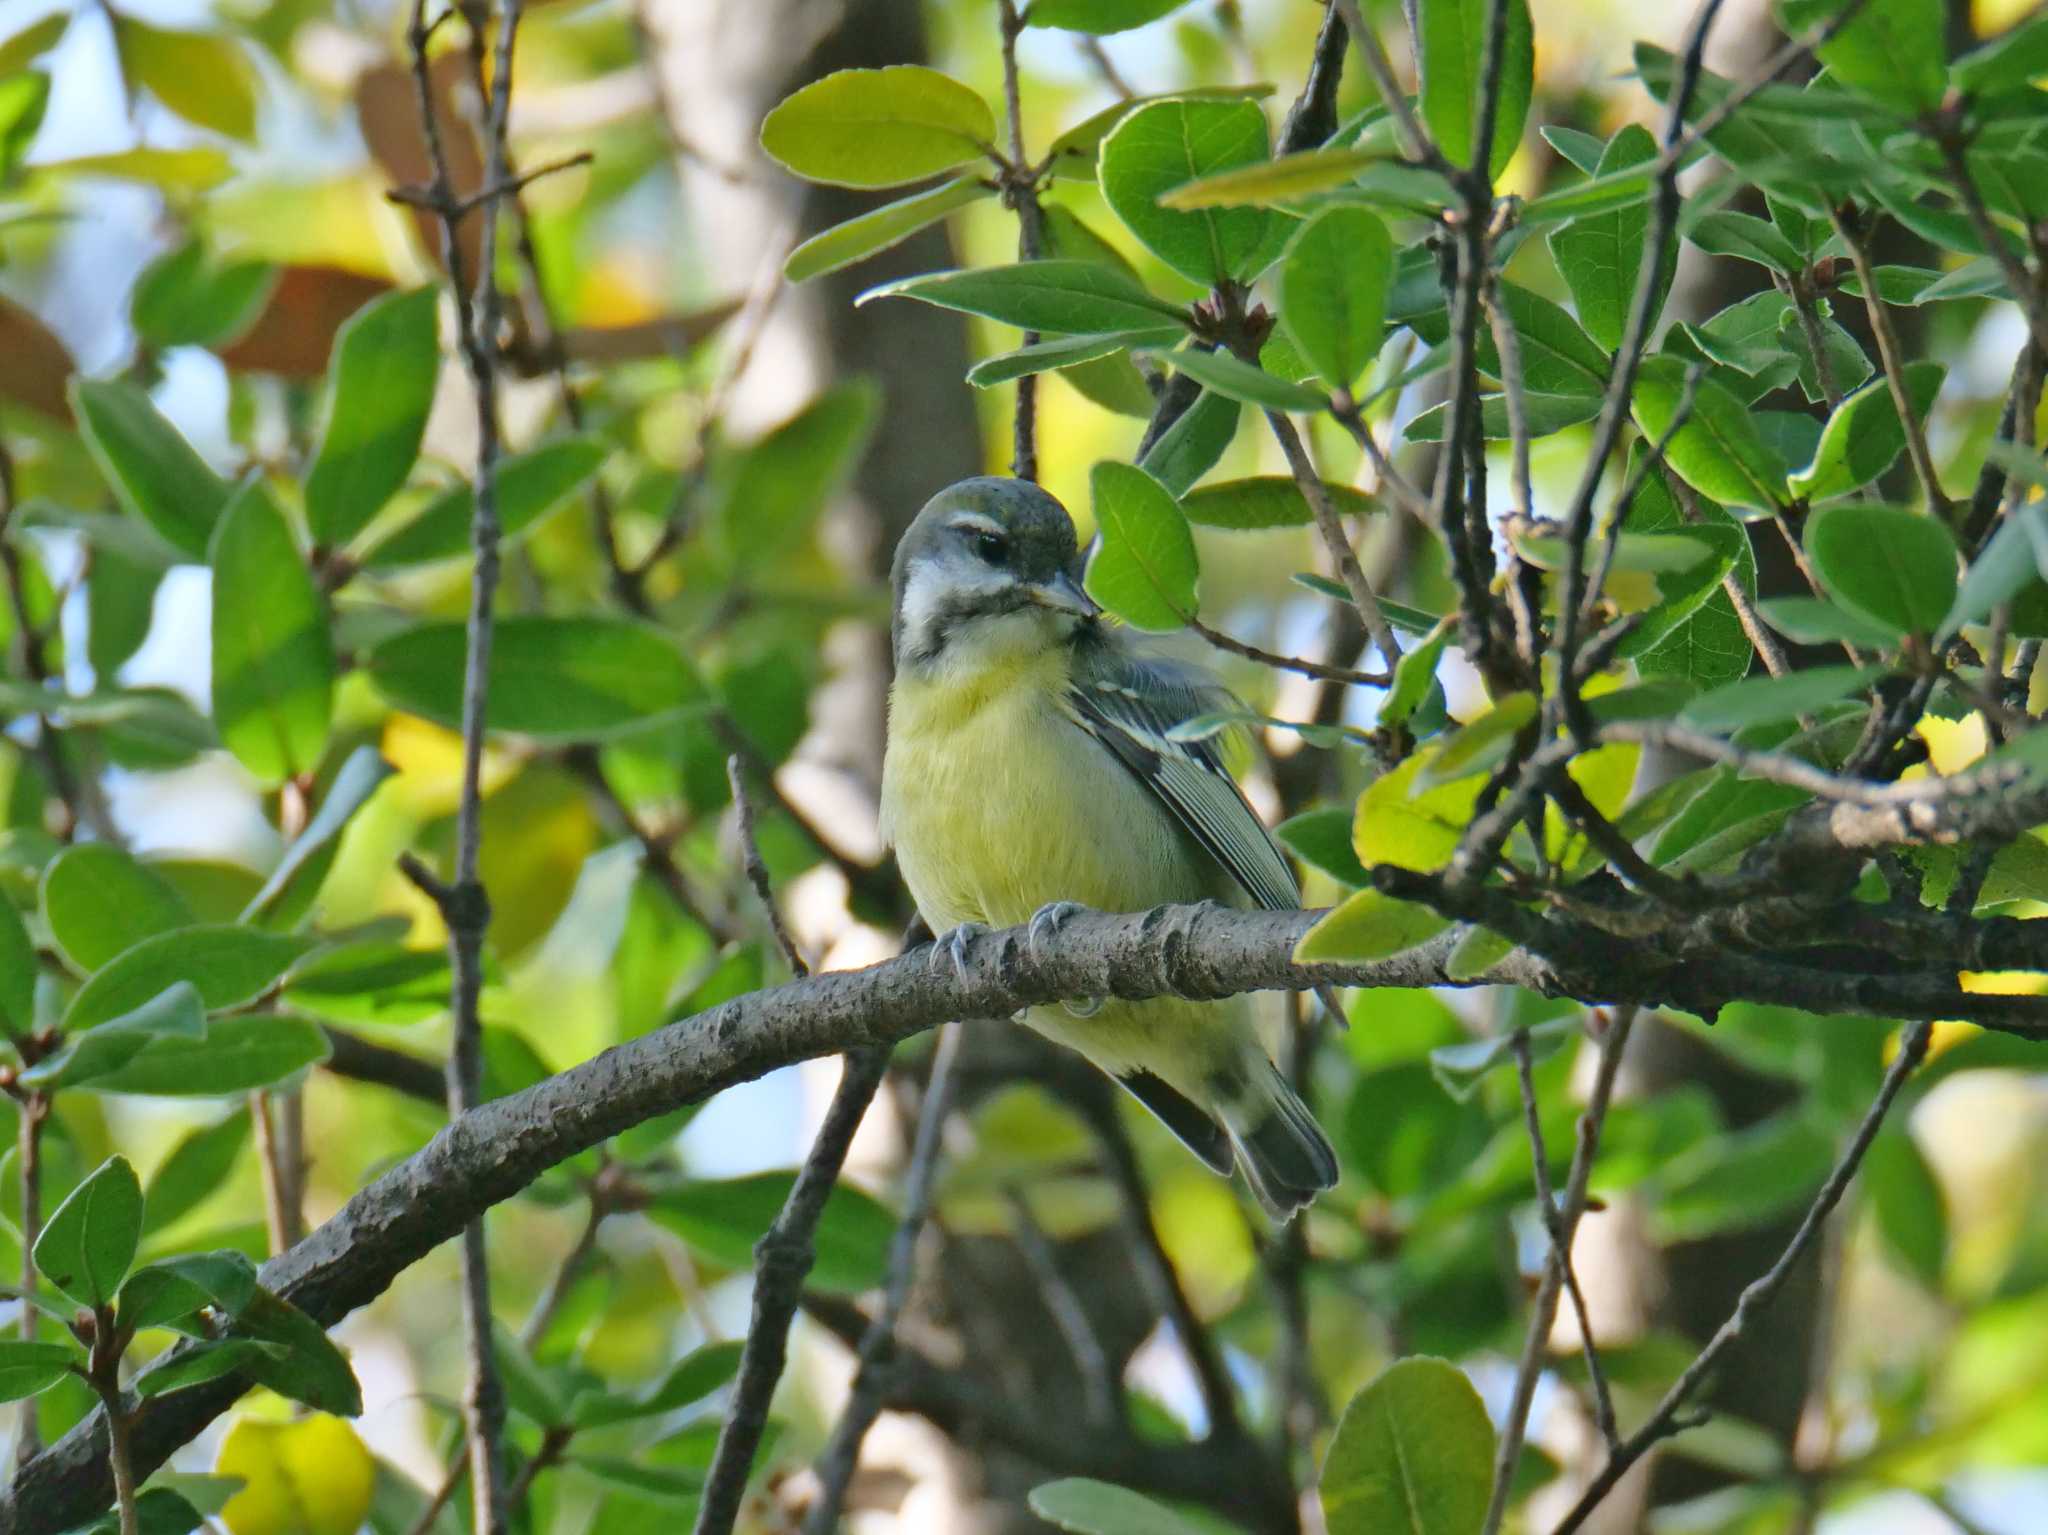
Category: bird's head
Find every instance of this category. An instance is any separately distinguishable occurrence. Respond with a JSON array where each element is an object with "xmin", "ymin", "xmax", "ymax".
[{"xmin": 890, "ymin": 476, "xmax": 1100, "ymax": 676}]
